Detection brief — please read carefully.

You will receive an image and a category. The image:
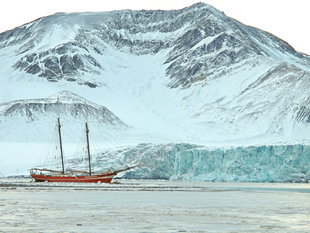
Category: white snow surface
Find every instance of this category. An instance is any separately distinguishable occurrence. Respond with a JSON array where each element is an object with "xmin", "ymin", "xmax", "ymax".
[{"xmin": 0, "ymin": 179, "xmax": 309, "ymax": 232}]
